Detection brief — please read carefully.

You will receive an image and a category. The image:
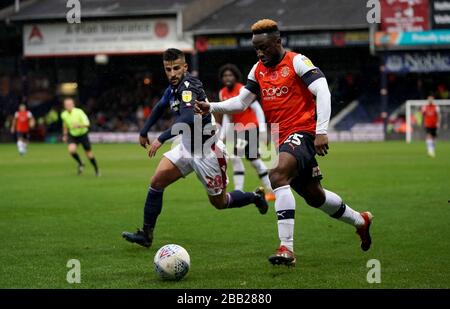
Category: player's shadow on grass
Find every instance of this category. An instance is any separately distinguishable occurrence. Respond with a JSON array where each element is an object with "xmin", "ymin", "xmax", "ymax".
[{"xmin": 267, "ymin": 265, "xmax": 300, "ymax": 279}]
